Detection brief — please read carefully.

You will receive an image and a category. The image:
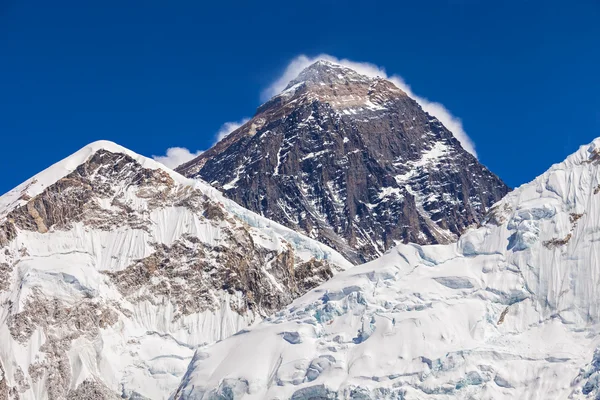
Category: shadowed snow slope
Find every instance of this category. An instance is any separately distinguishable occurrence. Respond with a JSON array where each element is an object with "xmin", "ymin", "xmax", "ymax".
[
  {"xmin": 171, "ymin": 138, "xmax": 600, "ymax": 399},
  {"xmin": 0, "ymin": 141, "xmax": 350, "ymax": 399}
]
